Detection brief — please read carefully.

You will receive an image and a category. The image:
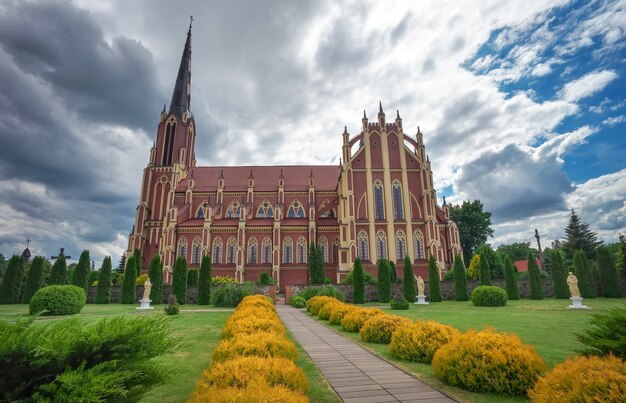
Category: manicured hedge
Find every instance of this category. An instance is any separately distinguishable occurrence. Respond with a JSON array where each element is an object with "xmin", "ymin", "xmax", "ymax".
[
  {"xmin": 29, "ymin": 285, "xmax": 86, "ymax": 316},
  {"xmin": 471, "ymin": 285, "xmax": 508, "ymax": 307}
]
